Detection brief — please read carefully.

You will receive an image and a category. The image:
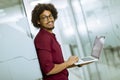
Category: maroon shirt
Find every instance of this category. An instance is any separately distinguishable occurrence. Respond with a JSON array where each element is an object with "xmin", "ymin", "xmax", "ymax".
[{"xmin": 34, "ymin": 29, "xmax": 68, "ymax": 80}]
